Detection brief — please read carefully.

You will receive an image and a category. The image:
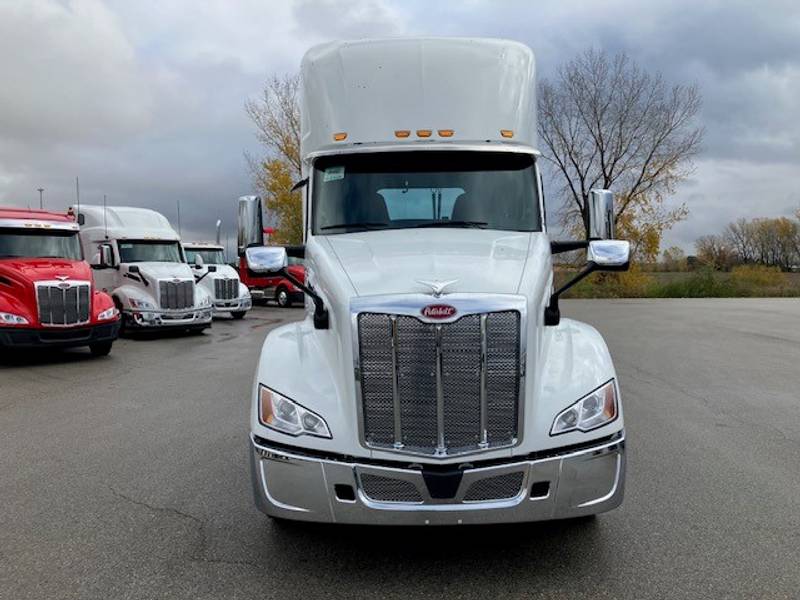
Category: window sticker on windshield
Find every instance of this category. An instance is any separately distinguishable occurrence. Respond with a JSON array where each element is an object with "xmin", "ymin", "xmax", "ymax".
[
  {"xmin": 323, "ymin": 166, "xmax": 345, "ymax": 182},
  {"xmin": 120, "ymin": 243, "xmax": 132, "ymax": 249}
]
